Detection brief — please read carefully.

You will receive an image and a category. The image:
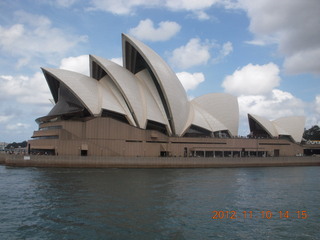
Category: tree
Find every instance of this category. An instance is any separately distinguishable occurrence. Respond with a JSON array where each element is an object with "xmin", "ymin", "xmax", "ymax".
[
  {"xmin": 303, "ymin": 125, "xmax": 320, "ymax": 140},
  {"xmin": 5, "ymin": 141, "xmax": 27, "ymax": 149}
]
